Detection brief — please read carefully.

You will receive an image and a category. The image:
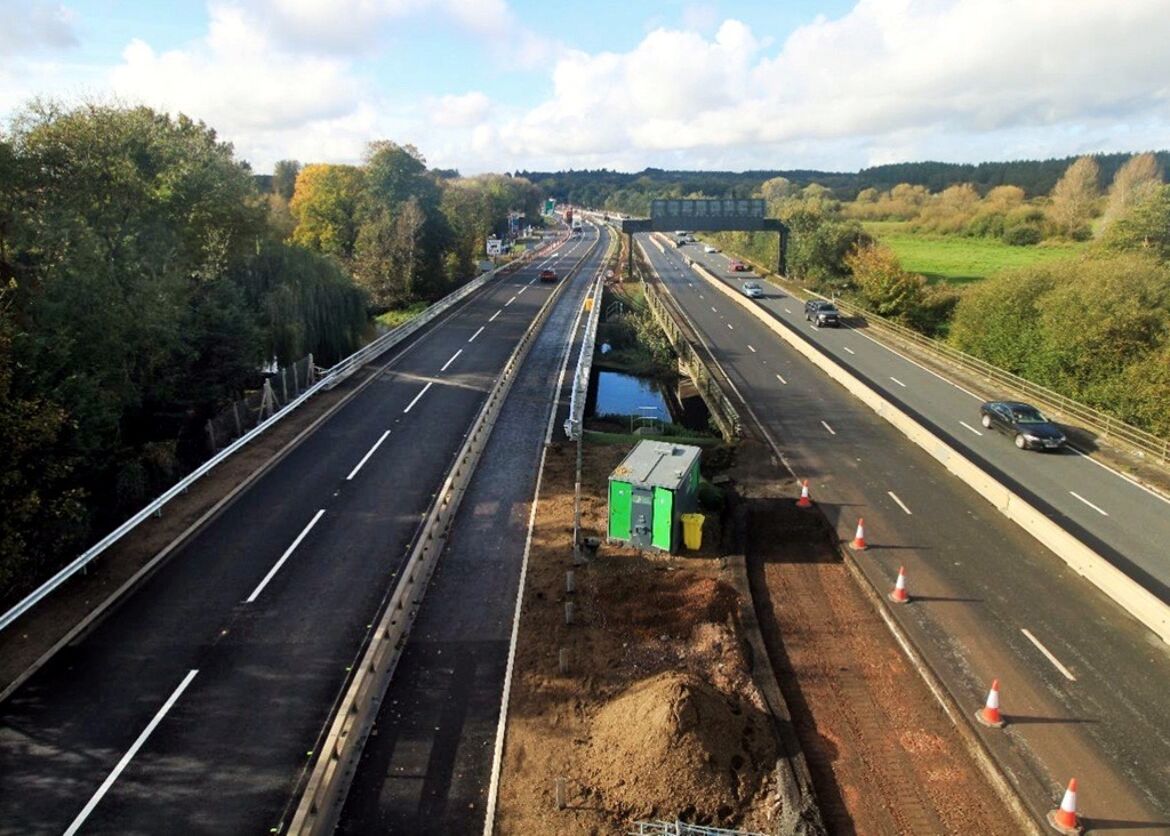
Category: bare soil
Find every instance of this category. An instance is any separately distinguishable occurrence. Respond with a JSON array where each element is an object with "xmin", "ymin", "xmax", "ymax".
[{"xmin": 497, "ymin": 435, "xmax": 1018, "ymax": 835}]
